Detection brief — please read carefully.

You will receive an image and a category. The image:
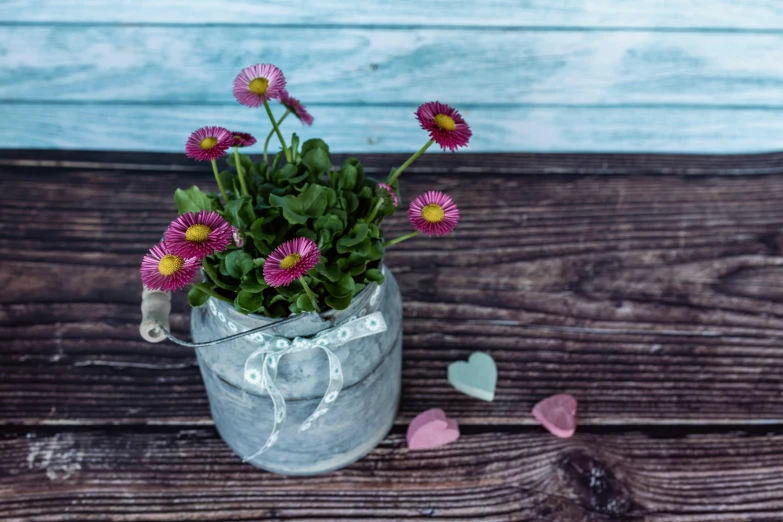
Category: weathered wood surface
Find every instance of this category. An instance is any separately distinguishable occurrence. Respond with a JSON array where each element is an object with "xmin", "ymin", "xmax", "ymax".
[
  {"xmin": 5, "ymin": 428, "xmax": 783, "ymax": 521},
  {"xmin": 2, "ymin": 3, "xmax": 783, "ymax": 153},
  {"xmin": 3, "ymin": 104, "xmax": 783, "ymax": 153},
  {"xmin": 4, "ymin": 27, "xmax": 782, "ymax": 105},
  {"xmin": 5, "ymin": 0, "xmax": 783, "ymax": 28},
  {"xmin": 3, "ymin": 151, "xmax": 783, "ymax": 426},
  {"xmin": 3, "ymin": 150, "xmax": 783, "ymax": 521}
]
